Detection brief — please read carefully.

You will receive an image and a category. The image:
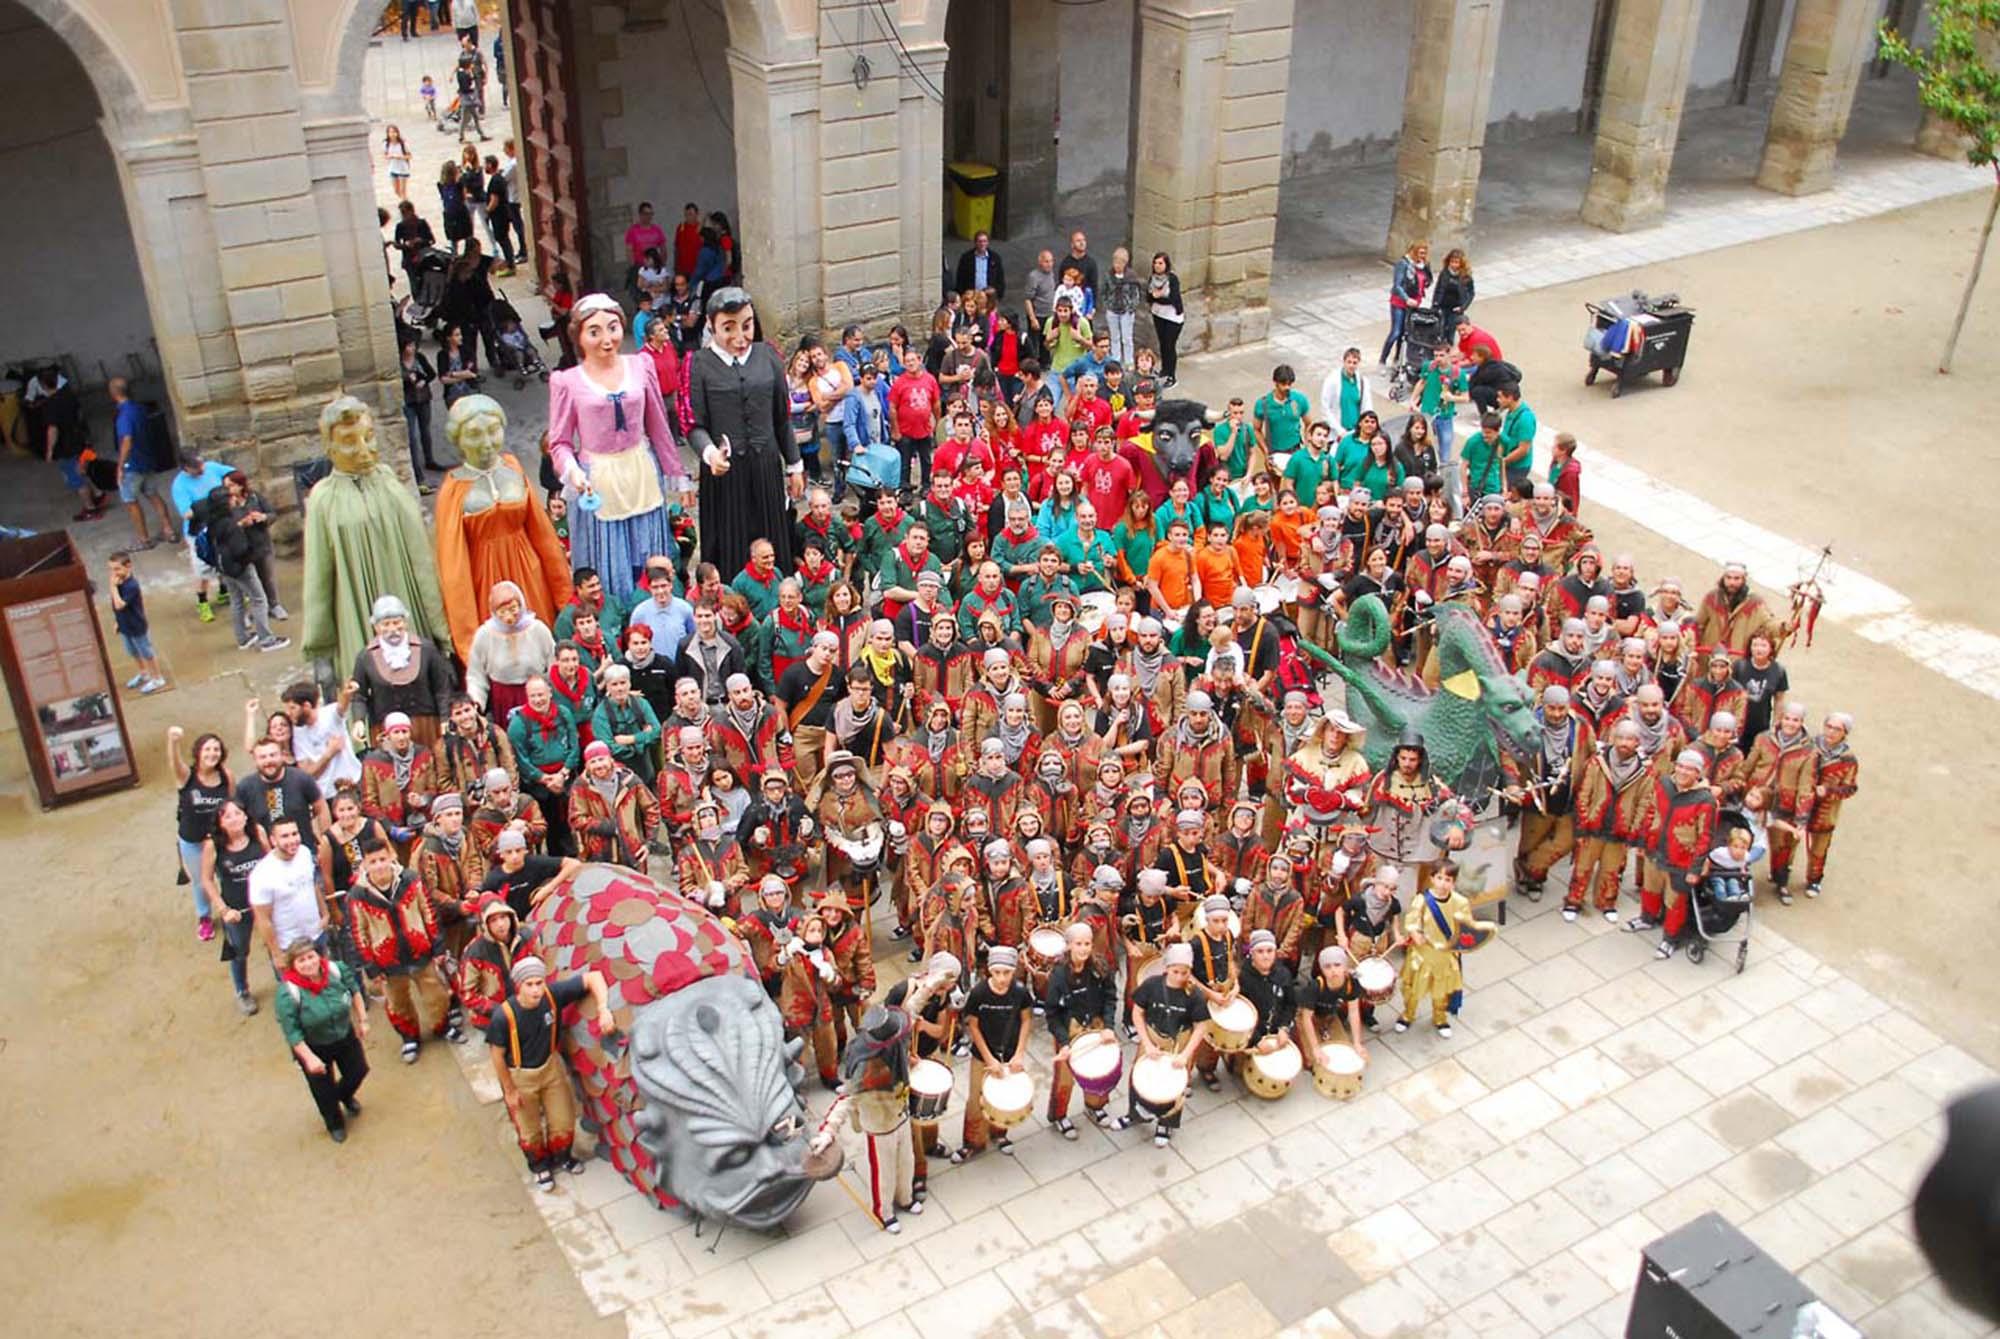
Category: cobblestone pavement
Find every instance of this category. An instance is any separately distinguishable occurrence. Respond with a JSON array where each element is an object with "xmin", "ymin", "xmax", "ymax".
[{"xmin": 354, "ymin": 34, "xmax": 2000, "ymax": 1339}]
